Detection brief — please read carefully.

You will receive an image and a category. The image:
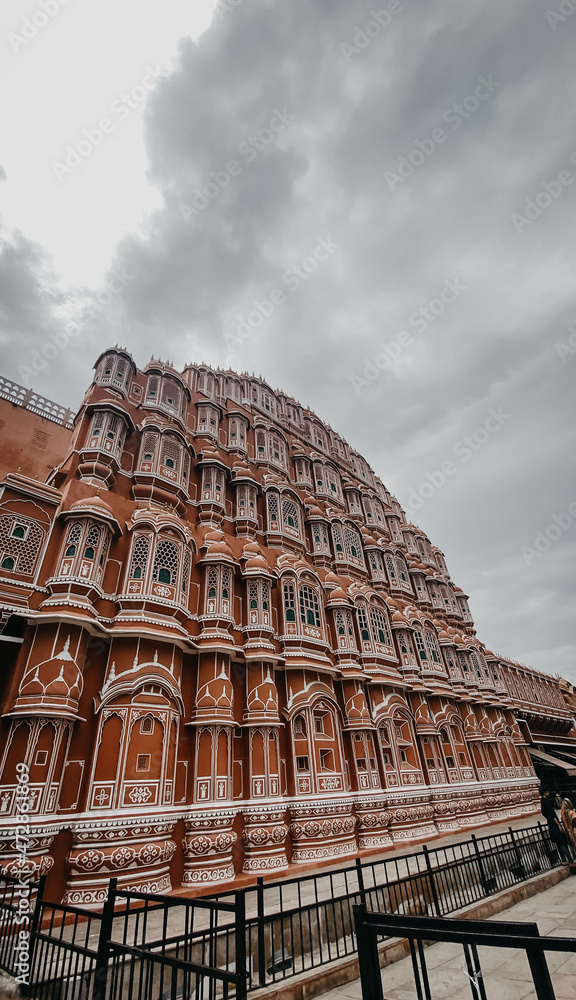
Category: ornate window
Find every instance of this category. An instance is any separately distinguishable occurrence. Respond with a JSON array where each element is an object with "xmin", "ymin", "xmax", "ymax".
[
  {"xmin": 228, "ymin": 416, "xmax": 247, "ymax": 450},
  {"xmin": 247, "ymin": 579, "xmax": 271, "ymax": 626},
  {"xmin": 197, "ymin": 369, "xmax": 216, "ymax": 397},
  {"xmin": 414, "ymin": 631, "xmax": 427, "ymax": 661},
  {"xmin": 396, "ymin": 630, "xmax": 416, "ymax": 665},
  {"xmin": 282, "ymin": 578, "xmax": 323, "ymax": 636},
  {"xmin": 269, "ymin": 433, "xmax": 286, "ymax": 469},
  {"xmin": 129, "ymin": 535, "xmax": 150, "ymax": 582},
  {"xmin": 152, "ymin": 539, "xmax": 179, "ymax": 585},
  {"xmin": 416, "ymin": 629, "xmax": 443, "ymax": 671},
  {"xmin": 201, "ymin": 467, "xmax": 225, "ymax": 504},
  {"xmin": 334, "ymin": 608, "xmax": 356, "ymax": 650},
  {"xmin": 124, "ymin": 532, "xmax": 190, "ymax": 603},
  {"xmin": 283, "ymin": 579, "xmax": 297, "ymax": 624},
  {"xmin": 95, "ymin": 353, "xmax": 131, "ymax": 392},
  {"xmin": 57, "ymin": 519, "xmax": 109, "ymax": 583},
  {"xmin": 369, "ymin": 606, "xmax": 392, "ymax": 647},
  {"xmin": 385, "ymin": 554, "xmax": 397, "ymax": 584},
  {"xmin": 346, "ymin": 490, "xmax": 362, "ymax": 515},
  {"xmin": 0, "ymin": 516, "xmax": 45, "ymax": 576},
  {"xmin": 266, "ymin": 492, "xmax": 280, "ymax": 530},
  {"xmin": 182, "ymin": 549, "xmax": 190, "ymax": 595},
  {"xmin": 138, "ymin": 431, "xmax": 189, "ymax": 489},
  {"xmin": 294, "ymin": 458, "xmax": 312, "ymax": 485},
  {"xmin": 281, "ymin": 498, "xmax": 301, "ymax": 539},
  {"xmin": 204, "ymin": 565, "xmax": 233, "ymax": 617},
  {"xmin": 86, "ymin": 410, "xmax": 127, "ymax": 458},
  {"xmin": 324, "ymin": 465, "xmax": 342, "ymax": 501},
  {"xmin": 146, "ymin": 375, "xmax": 159, "ymax": 401},
  {"xmin": 235, "ymin": 484, "xmax": 257, "ymax": 520},
  {"xmin": 368, "ymin": 549, "xmax": 386, "ymax": 581},
  {"xmin": 395, "ymin": 555, "xmax": 412, "ymax": 593},
  {"xmin": 311, "ymin": 521, "xmax": 330, "ymax": 554},
  {"xmin": 469, "ymin": 651, "xmax": 483, "ymax": 680},
  {"xmin": 458, "ymin": 651, "xmax": 470, "ymax": 676},
  {"xmin": 159, "ymin": 378, "xmax": 183, "ymax": 418},
  {"xmin": 299, "ymin": 585, "xmax": 320, "ymax": 627},
  {"xmin": 197, "ymin": 405, "xmax": 219, "ymax": 437}
]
